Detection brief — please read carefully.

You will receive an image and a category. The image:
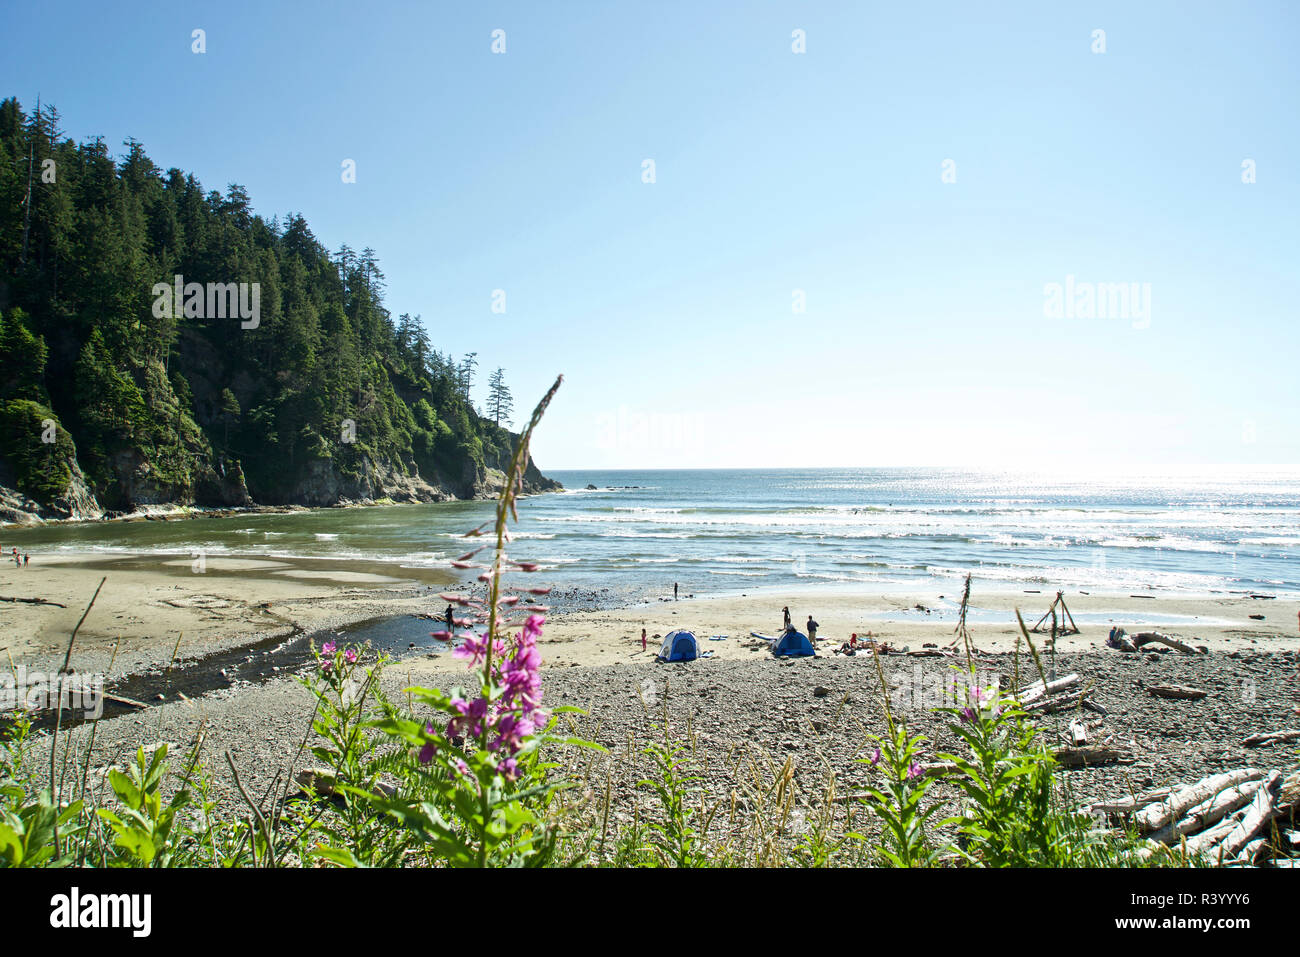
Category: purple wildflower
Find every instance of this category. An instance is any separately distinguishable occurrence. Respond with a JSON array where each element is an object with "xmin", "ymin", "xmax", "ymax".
[
  {"xmin": 453, "ymin": 632, "xmax": 507, "ymax": 668},
  {"xmin": 419, "ymin": 723, "xmax": 437, "ymax": 765}
]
